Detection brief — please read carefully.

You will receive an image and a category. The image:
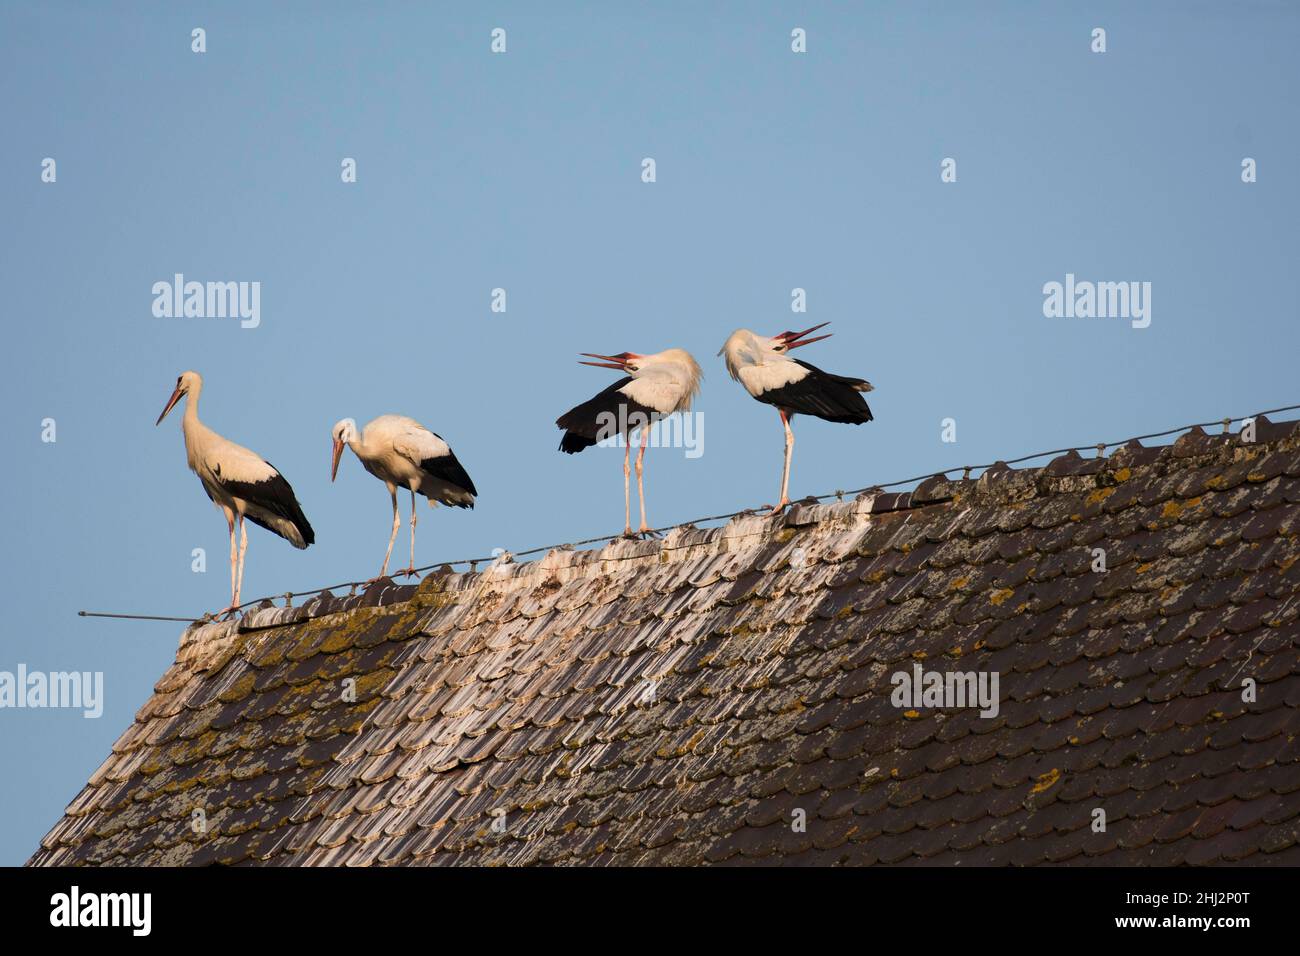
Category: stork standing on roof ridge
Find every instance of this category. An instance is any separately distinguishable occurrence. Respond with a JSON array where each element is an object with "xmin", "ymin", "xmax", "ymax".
[
  {"xmin": 156, "ymin": 371, "xmax": 315, "ymax": 618},
  {"xmin": 331, "ymin": 415, "xmax": 477, "ymax": 582},
  {"xmin": 720, "ymin": 323, "xmax": 874, "ymax": 514},
  {"xmin": 556, "ymin": 347, "xmax": 702, "ymax": 538}
]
